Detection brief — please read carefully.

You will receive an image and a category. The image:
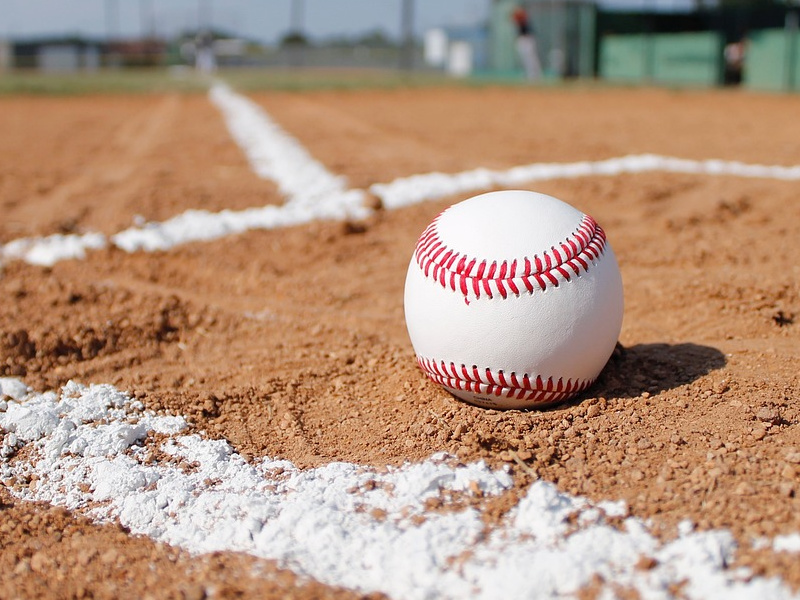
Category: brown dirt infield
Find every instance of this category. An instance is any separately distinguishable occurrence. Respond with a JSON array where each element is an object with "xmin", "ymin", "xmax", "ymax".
[{"xmin": 1, "ymin": 84, "xmax": 799, "ymax": 598}]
